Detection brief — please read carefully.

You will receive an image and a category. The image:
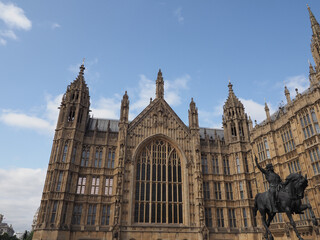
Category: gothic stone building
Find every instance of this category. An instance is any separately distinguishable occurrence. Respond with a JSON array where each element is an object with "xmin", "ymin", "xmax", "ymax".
[{"xmin": 34, "ymin": 6, "xmax": 320, "ymax": 240}]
